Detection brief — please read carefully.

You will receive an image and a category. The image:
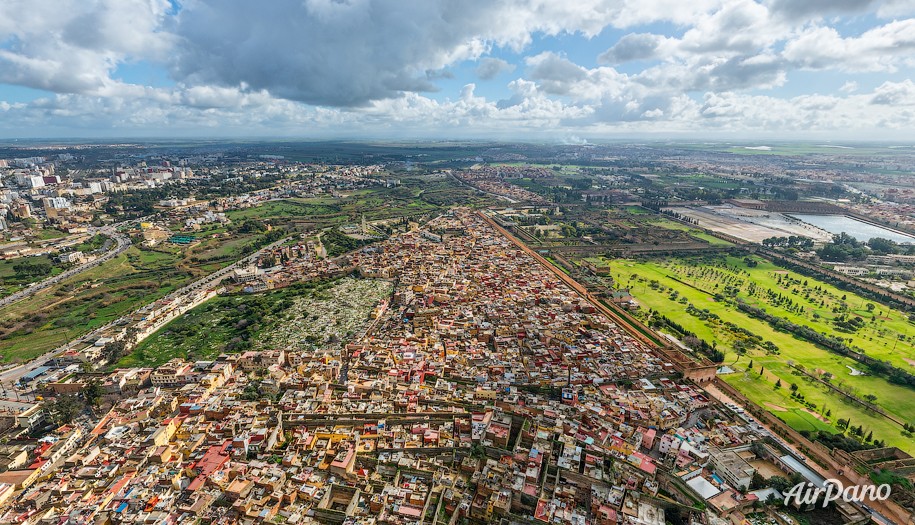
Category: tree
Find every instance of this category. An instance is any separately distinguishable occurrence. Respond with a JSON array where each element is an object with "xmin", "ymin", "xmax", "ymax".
[
  {"xmin": 866, "ymin": 303, "xmax": 875, "ymax": 313},
  {"xmin": 84, "ymin": 380, "xmax": 103, "ymax": 407},
  {"xmin": 750, "ymin": 471, "xmax": 766, "ymax": 490},
  {"xmin": 237, "ymin": 219, "xmax": 268, "ymax": 234},
  {"xmin": 768, "ymin": 476, "xmax": 792, "ymax": 493},
  {"xmin": 13, "ymin": 260, "xmax": 53, "ymax": 277},
  {"xmin": 790, "ymin": 383, "xmax": 798, "ymax": 392},
  {"xmin": 260, "ymin": 254, "xmax": 277, "ymax": 268},
  {"xmin": 774, "ymin": 379, "xmax": 782, "ymax": 389},
  {"xmin": 868, "ymin": 237, "xmax": 898, "ymax": 255},
  {"xmin": 101, "ymin": 340, "xmax": 127, "ymax": 363},
  {"xmin": 46, "ymin": 395, "xmax": 83, "ymax": 426}
]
